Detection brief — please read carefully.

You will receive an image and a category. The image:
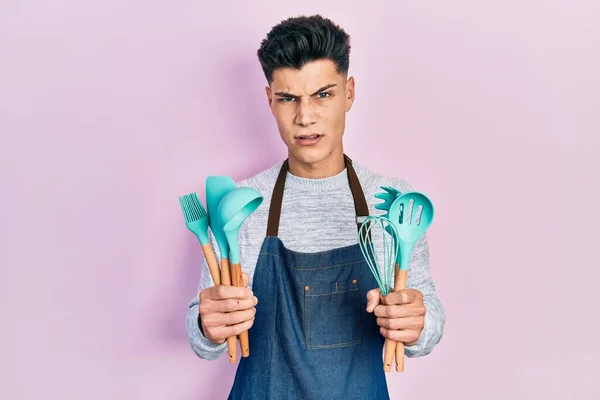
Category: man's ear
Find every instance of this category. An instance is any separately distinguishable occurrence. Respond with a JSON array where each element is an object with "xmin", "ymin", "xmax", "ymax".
[{"xmin": 345, "ymin": 76, "xmax": 355, "ymax": 111}]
